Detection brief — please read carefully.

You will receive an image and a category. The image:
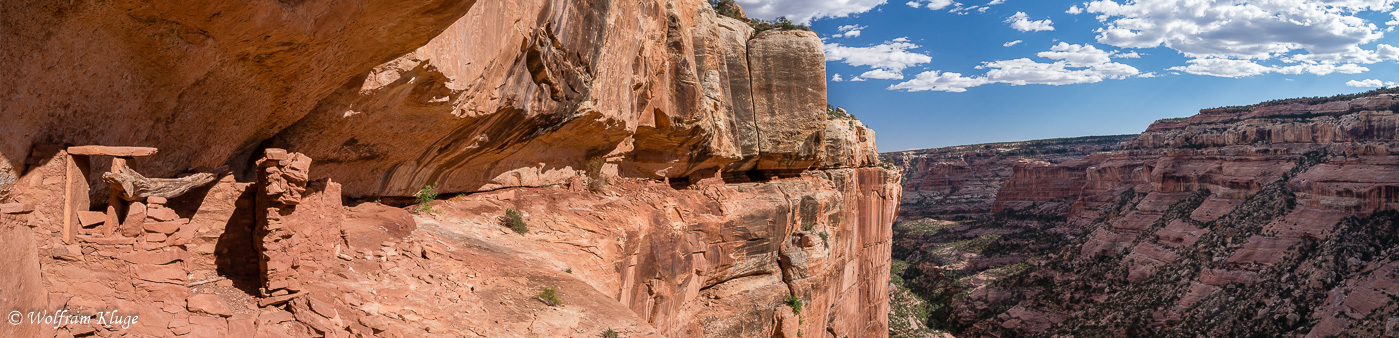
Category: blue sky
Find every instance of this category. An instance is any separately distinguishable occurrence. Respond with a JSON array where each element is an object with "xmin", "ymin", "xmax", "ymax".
[{"xmin": 734, "ymin": 0, "xmax": 1399, "ymax": 151}]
